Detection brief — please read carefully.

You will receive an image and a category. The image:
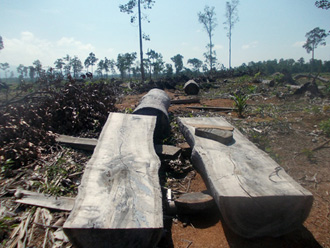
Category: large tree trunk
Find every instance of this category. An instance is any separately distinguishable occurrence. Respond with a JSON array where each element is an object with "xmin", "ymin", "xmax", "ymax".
[
  {"xmin": 133, "ymin": 88, "xmax": 170, "ymax": 143},
  {"xmin": 138, "ymin": 0, "xmax": 145, "ymax": 83},
  {"xmin": 64, "ymin": 113, "xmax": 163, "ymax": 248},
  {"xmin": 178, "ymin": 117, "xmax": 313, "ymax": 238}
]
